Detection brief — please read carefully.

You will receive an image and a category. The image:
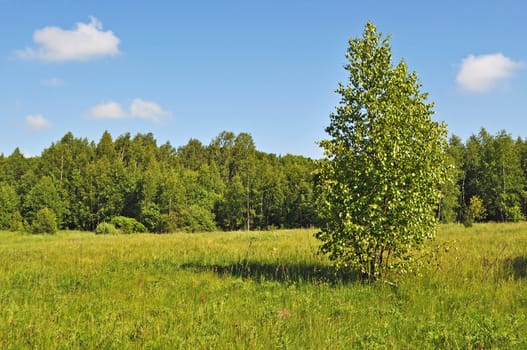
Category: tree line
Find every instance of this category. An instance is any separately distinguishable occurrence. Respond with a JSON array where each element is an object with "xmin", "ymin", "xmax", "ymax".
[
  {"xmin": 0, "ymin": 131, "xmax": 316, "ymax": 233},
  {"xmin": 1, "ymin": 127, "xmax": 526, "ymax": 234},
  {"xmin": 440, "ymin": 128, "xmax": 527, "ymax": 224}
]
